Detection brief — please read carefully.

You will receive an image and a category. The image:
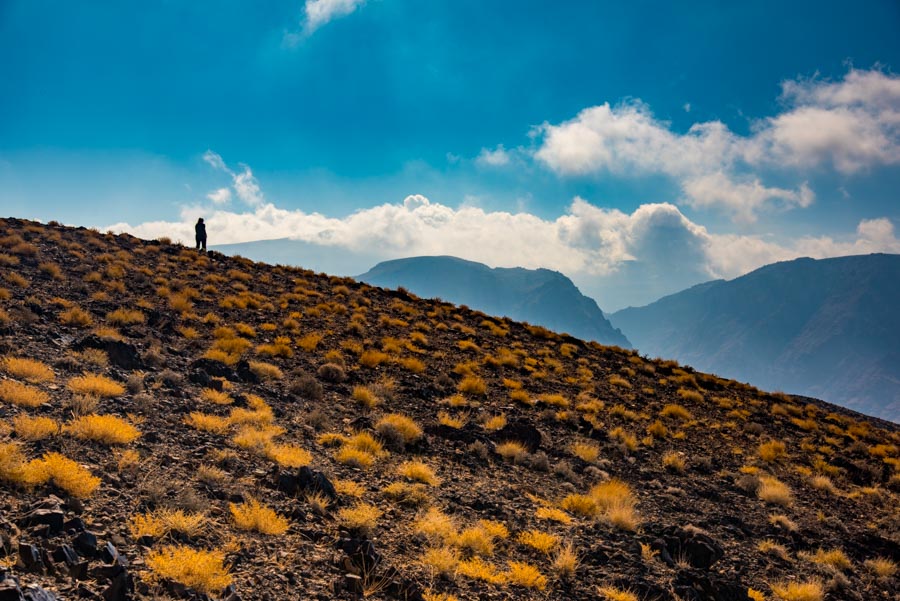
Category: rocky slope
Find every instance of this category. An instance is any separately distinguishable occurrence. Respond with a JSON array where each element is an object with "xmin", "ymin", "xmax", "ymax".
[
  {"xmin": 0, "ymin": 218, "xmax": 897, "ymax": 601},
  {"xmin": 610, "ymin": 254, "xmax": 900, "ymax": 423},
  {"xmin": 357, "ymin": 256, "xmax": 630, "ymax": 348}
]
